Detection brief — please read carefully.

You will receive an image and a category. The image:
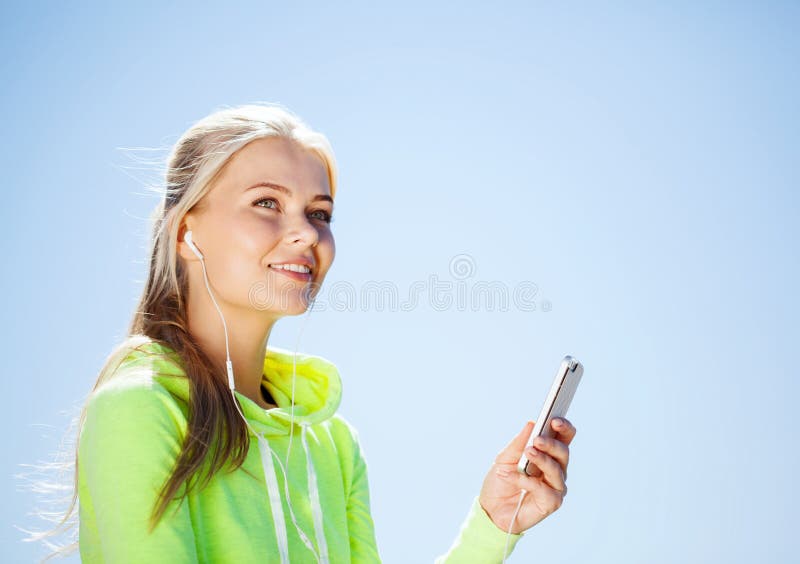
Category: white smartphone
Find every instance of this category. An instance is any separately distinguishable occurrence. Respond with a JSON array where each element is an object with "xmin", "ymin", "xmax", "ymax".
[{"xmin": 517, "ymin": 355, "xmax": 584, "ymax": 476}]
